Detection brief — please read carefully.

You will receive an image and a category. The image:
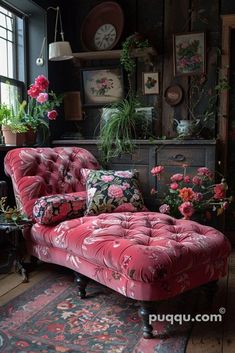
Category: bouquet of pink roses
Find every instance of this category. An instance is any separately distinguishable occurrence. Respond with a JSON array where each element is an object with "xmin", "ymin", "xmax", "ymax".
[
  {"xmin": 19, "ymin": 75, "xmax": 62, "ymax": 130},
  {"xmin": 151, "ymin": 165, "xmax": 232, "ymax": 221}
]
